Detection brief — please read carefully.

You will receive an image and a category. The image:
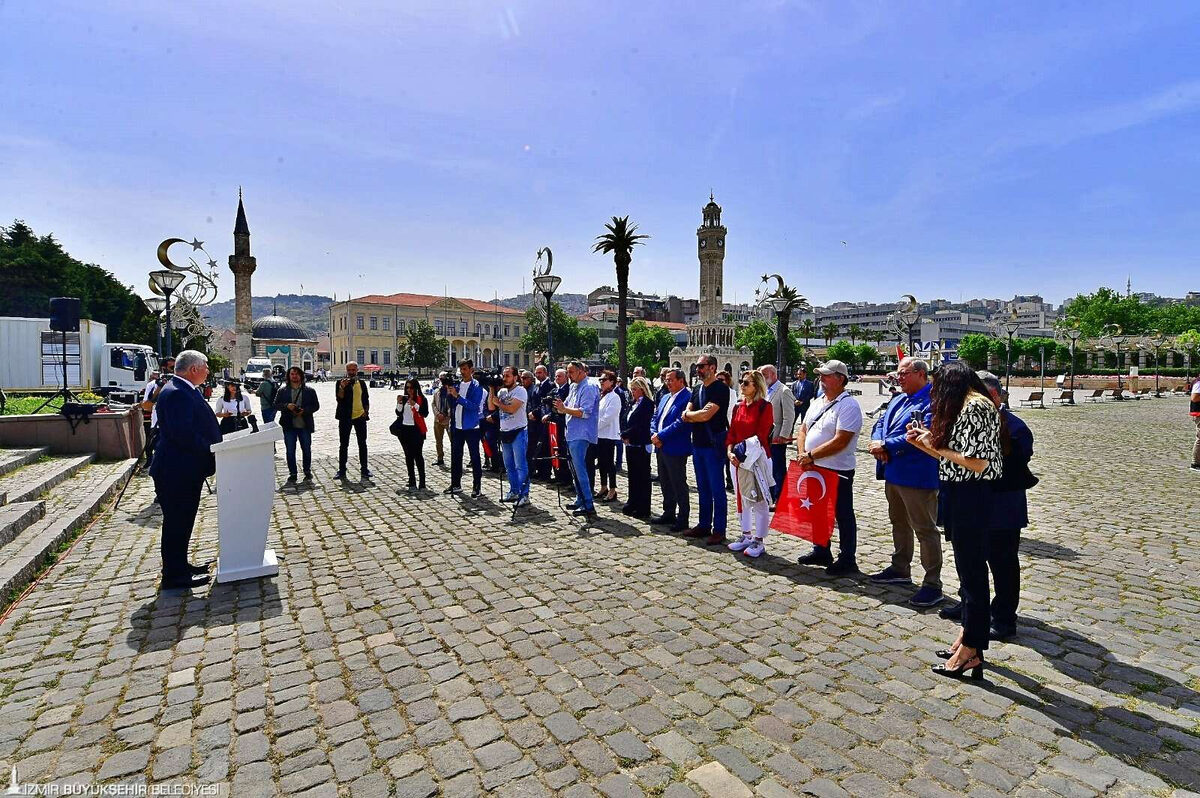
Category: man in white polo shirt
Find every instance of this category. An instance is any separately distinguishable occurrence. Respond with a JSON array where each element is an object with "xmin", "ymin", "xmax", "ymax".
[{"xmin": 794, "ymin": 359, "xmax": 863, "ymax": 576}]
